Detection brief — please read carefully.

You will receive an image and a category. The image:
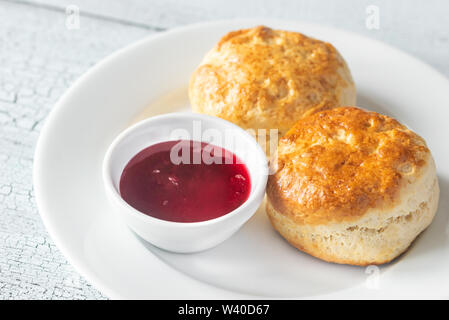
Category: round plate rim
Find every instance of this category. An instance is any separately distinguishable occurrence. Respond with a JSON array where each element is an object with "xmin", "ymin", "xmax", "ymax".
[{"xmin": 33, "ymin": 18, "xmax": 449, "ymax": 299}]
